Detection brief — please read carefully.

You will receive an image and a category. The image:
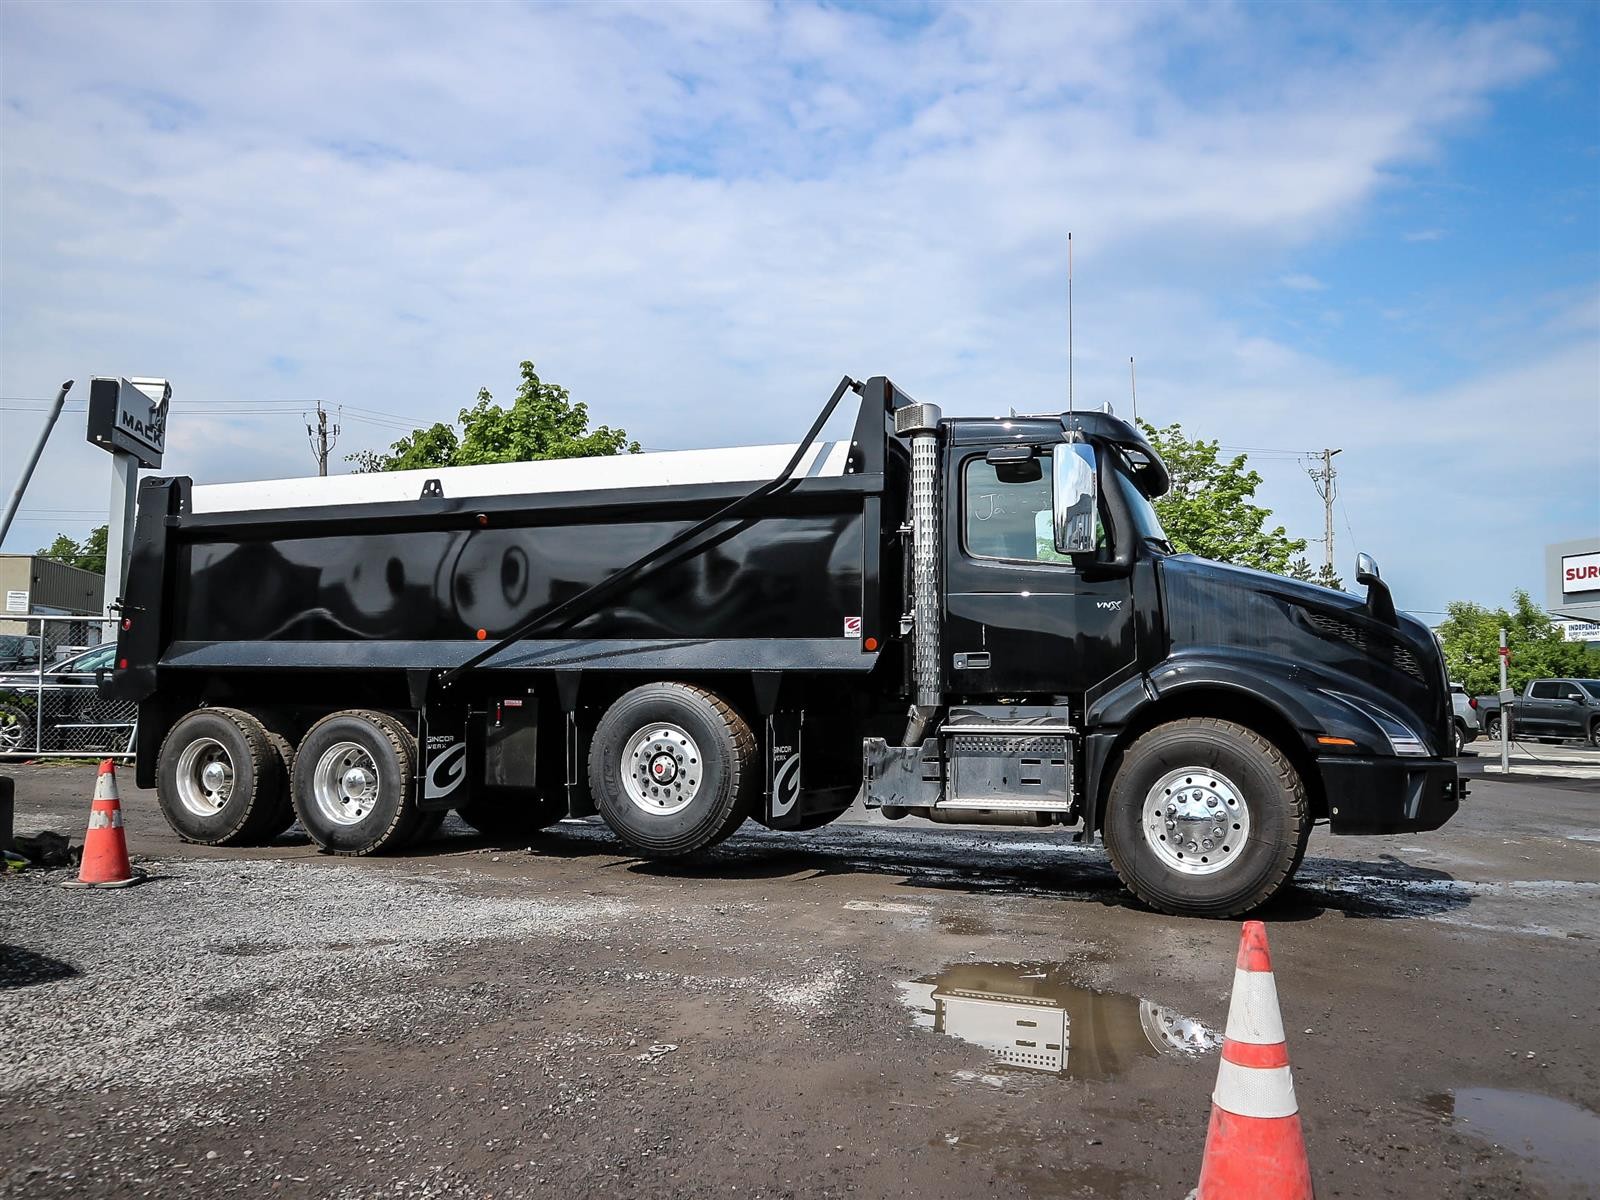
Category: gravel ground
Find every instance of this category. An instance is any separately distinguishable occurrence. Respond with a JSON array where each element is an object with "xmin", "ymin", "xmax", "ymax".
[{"xmin": 2, "ymin": 761, "xmax": 1598, "ymax": 1199}]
